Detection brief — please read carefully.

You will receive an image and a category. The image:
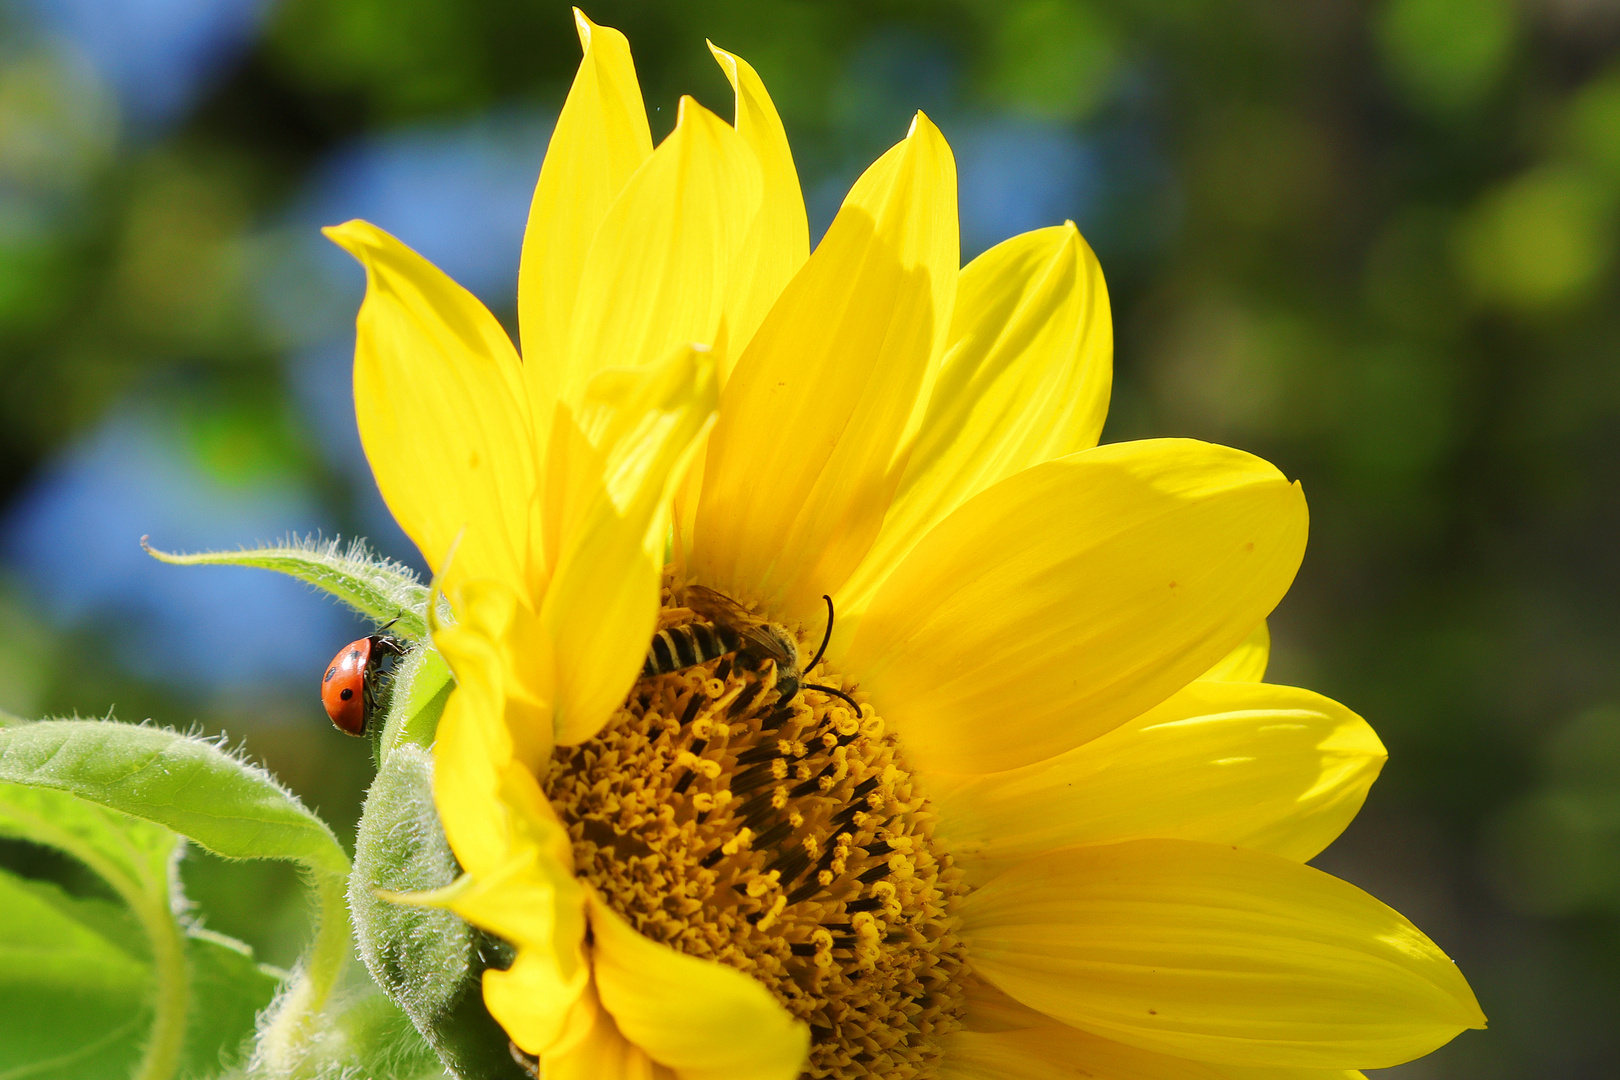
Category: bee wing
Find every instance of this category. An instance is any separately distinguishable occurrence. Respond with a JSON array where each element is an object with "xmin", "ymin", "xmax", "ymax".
[
  {"xmin": 683, "ymin": 585, "xmax": 755, "ymax": 625},
  {"xmin": 684, "ymin": 586, "xmax": 794, "ymax": 665}
]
